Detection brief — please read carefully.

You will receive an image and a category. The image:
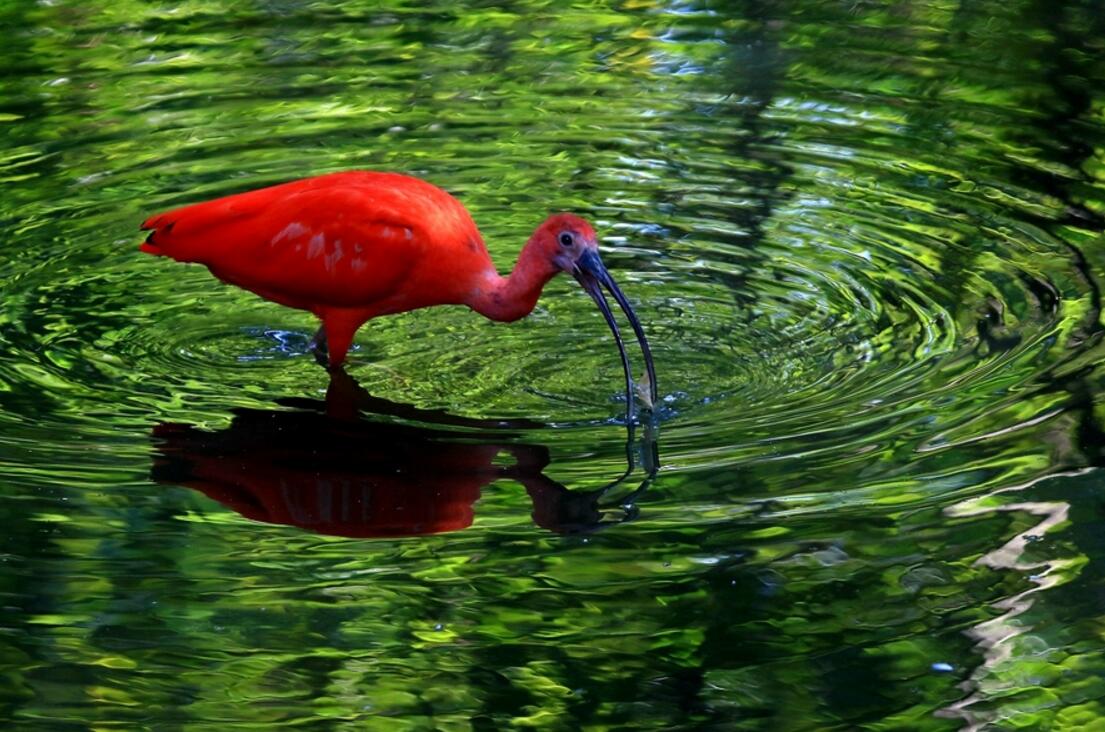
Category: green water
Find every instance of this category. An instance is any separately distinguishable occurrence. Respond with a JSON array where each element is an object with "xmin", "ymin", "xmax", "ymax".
[{"xmin": 4, "ymin": 0, "xmax": 1105, "ymax": 728}]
